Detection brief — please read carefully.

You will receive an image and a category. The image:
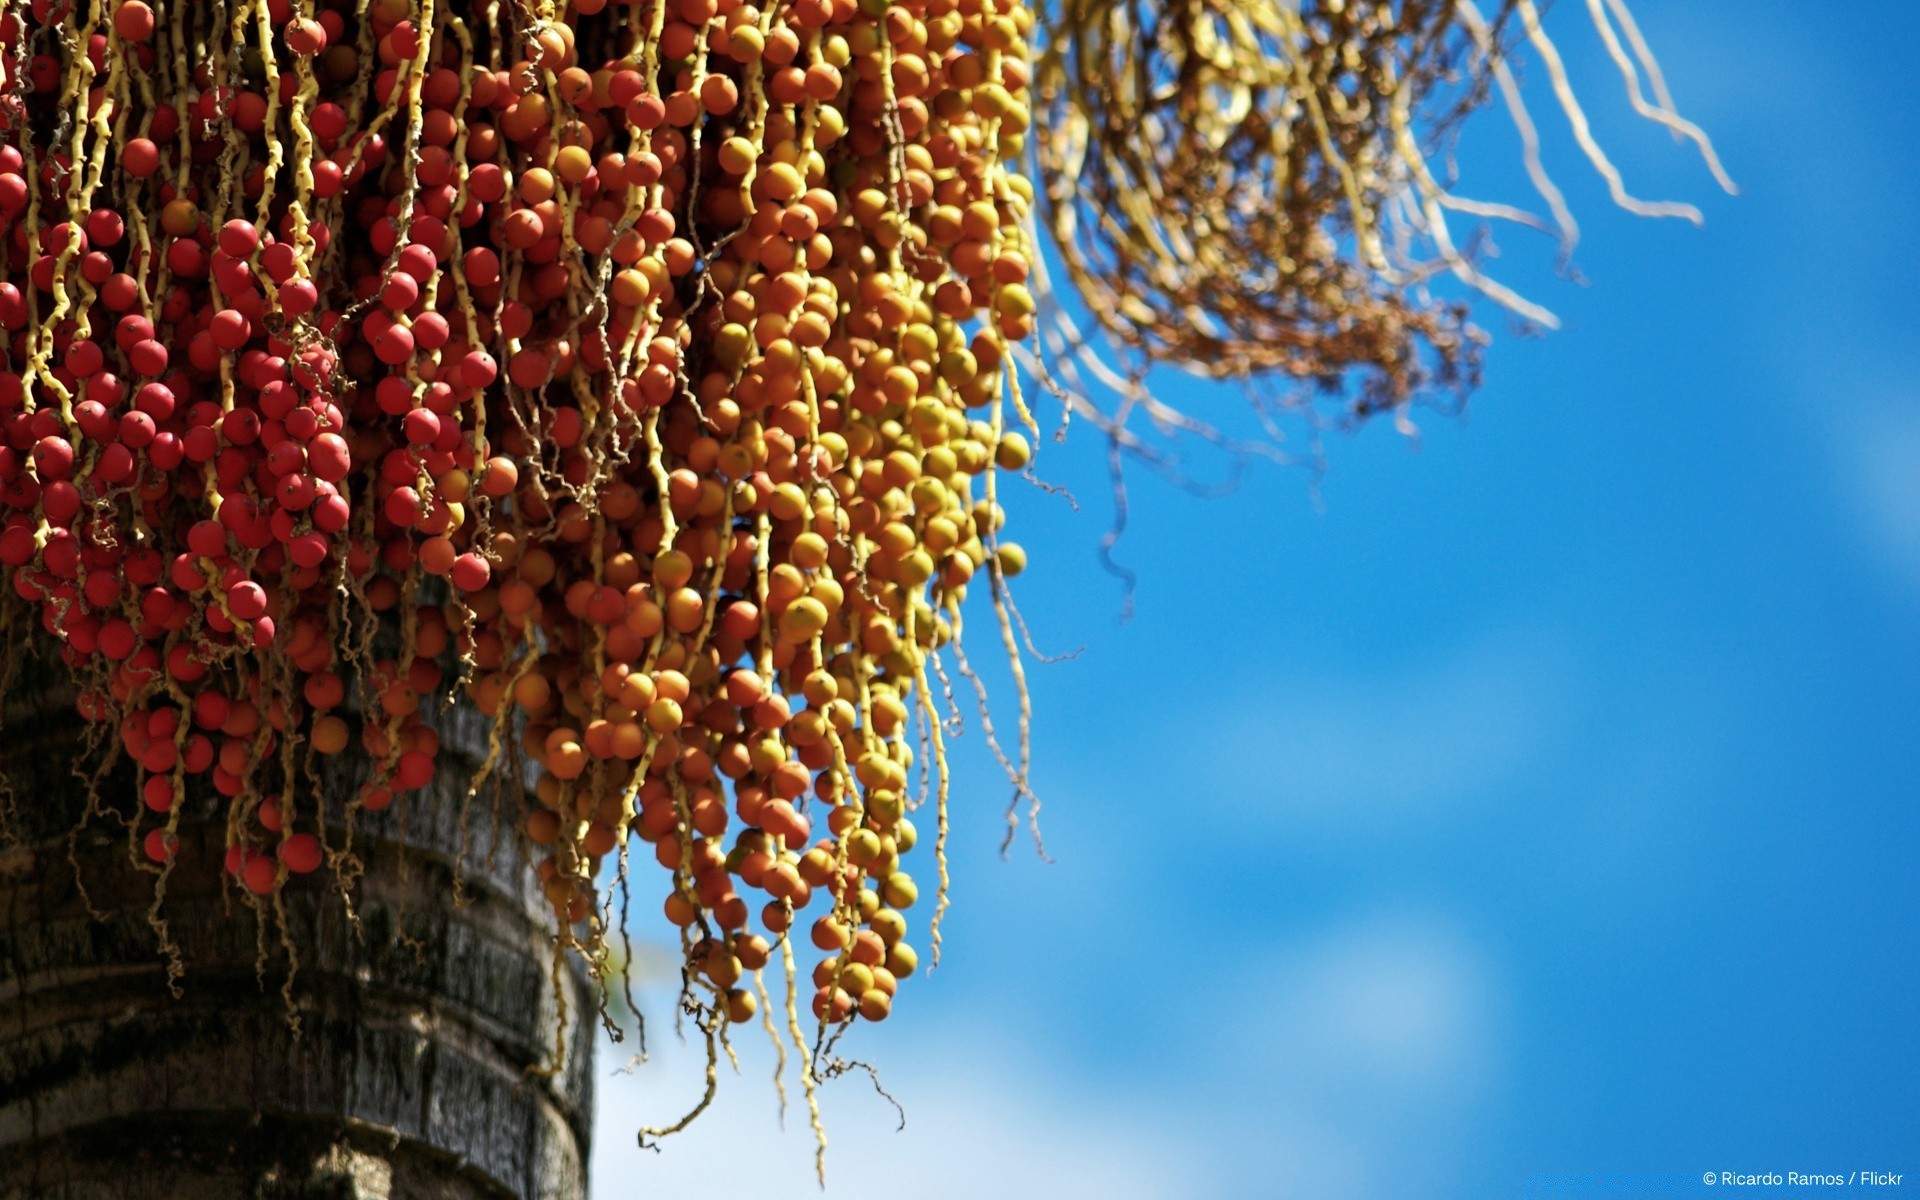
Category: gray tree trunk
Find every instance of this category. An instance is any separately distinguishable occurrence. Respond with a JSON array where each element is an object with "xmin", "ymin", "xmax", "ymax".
[{"xmin": 0, "ymin": 685, "xmax": 593, "ymax": 1200}]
